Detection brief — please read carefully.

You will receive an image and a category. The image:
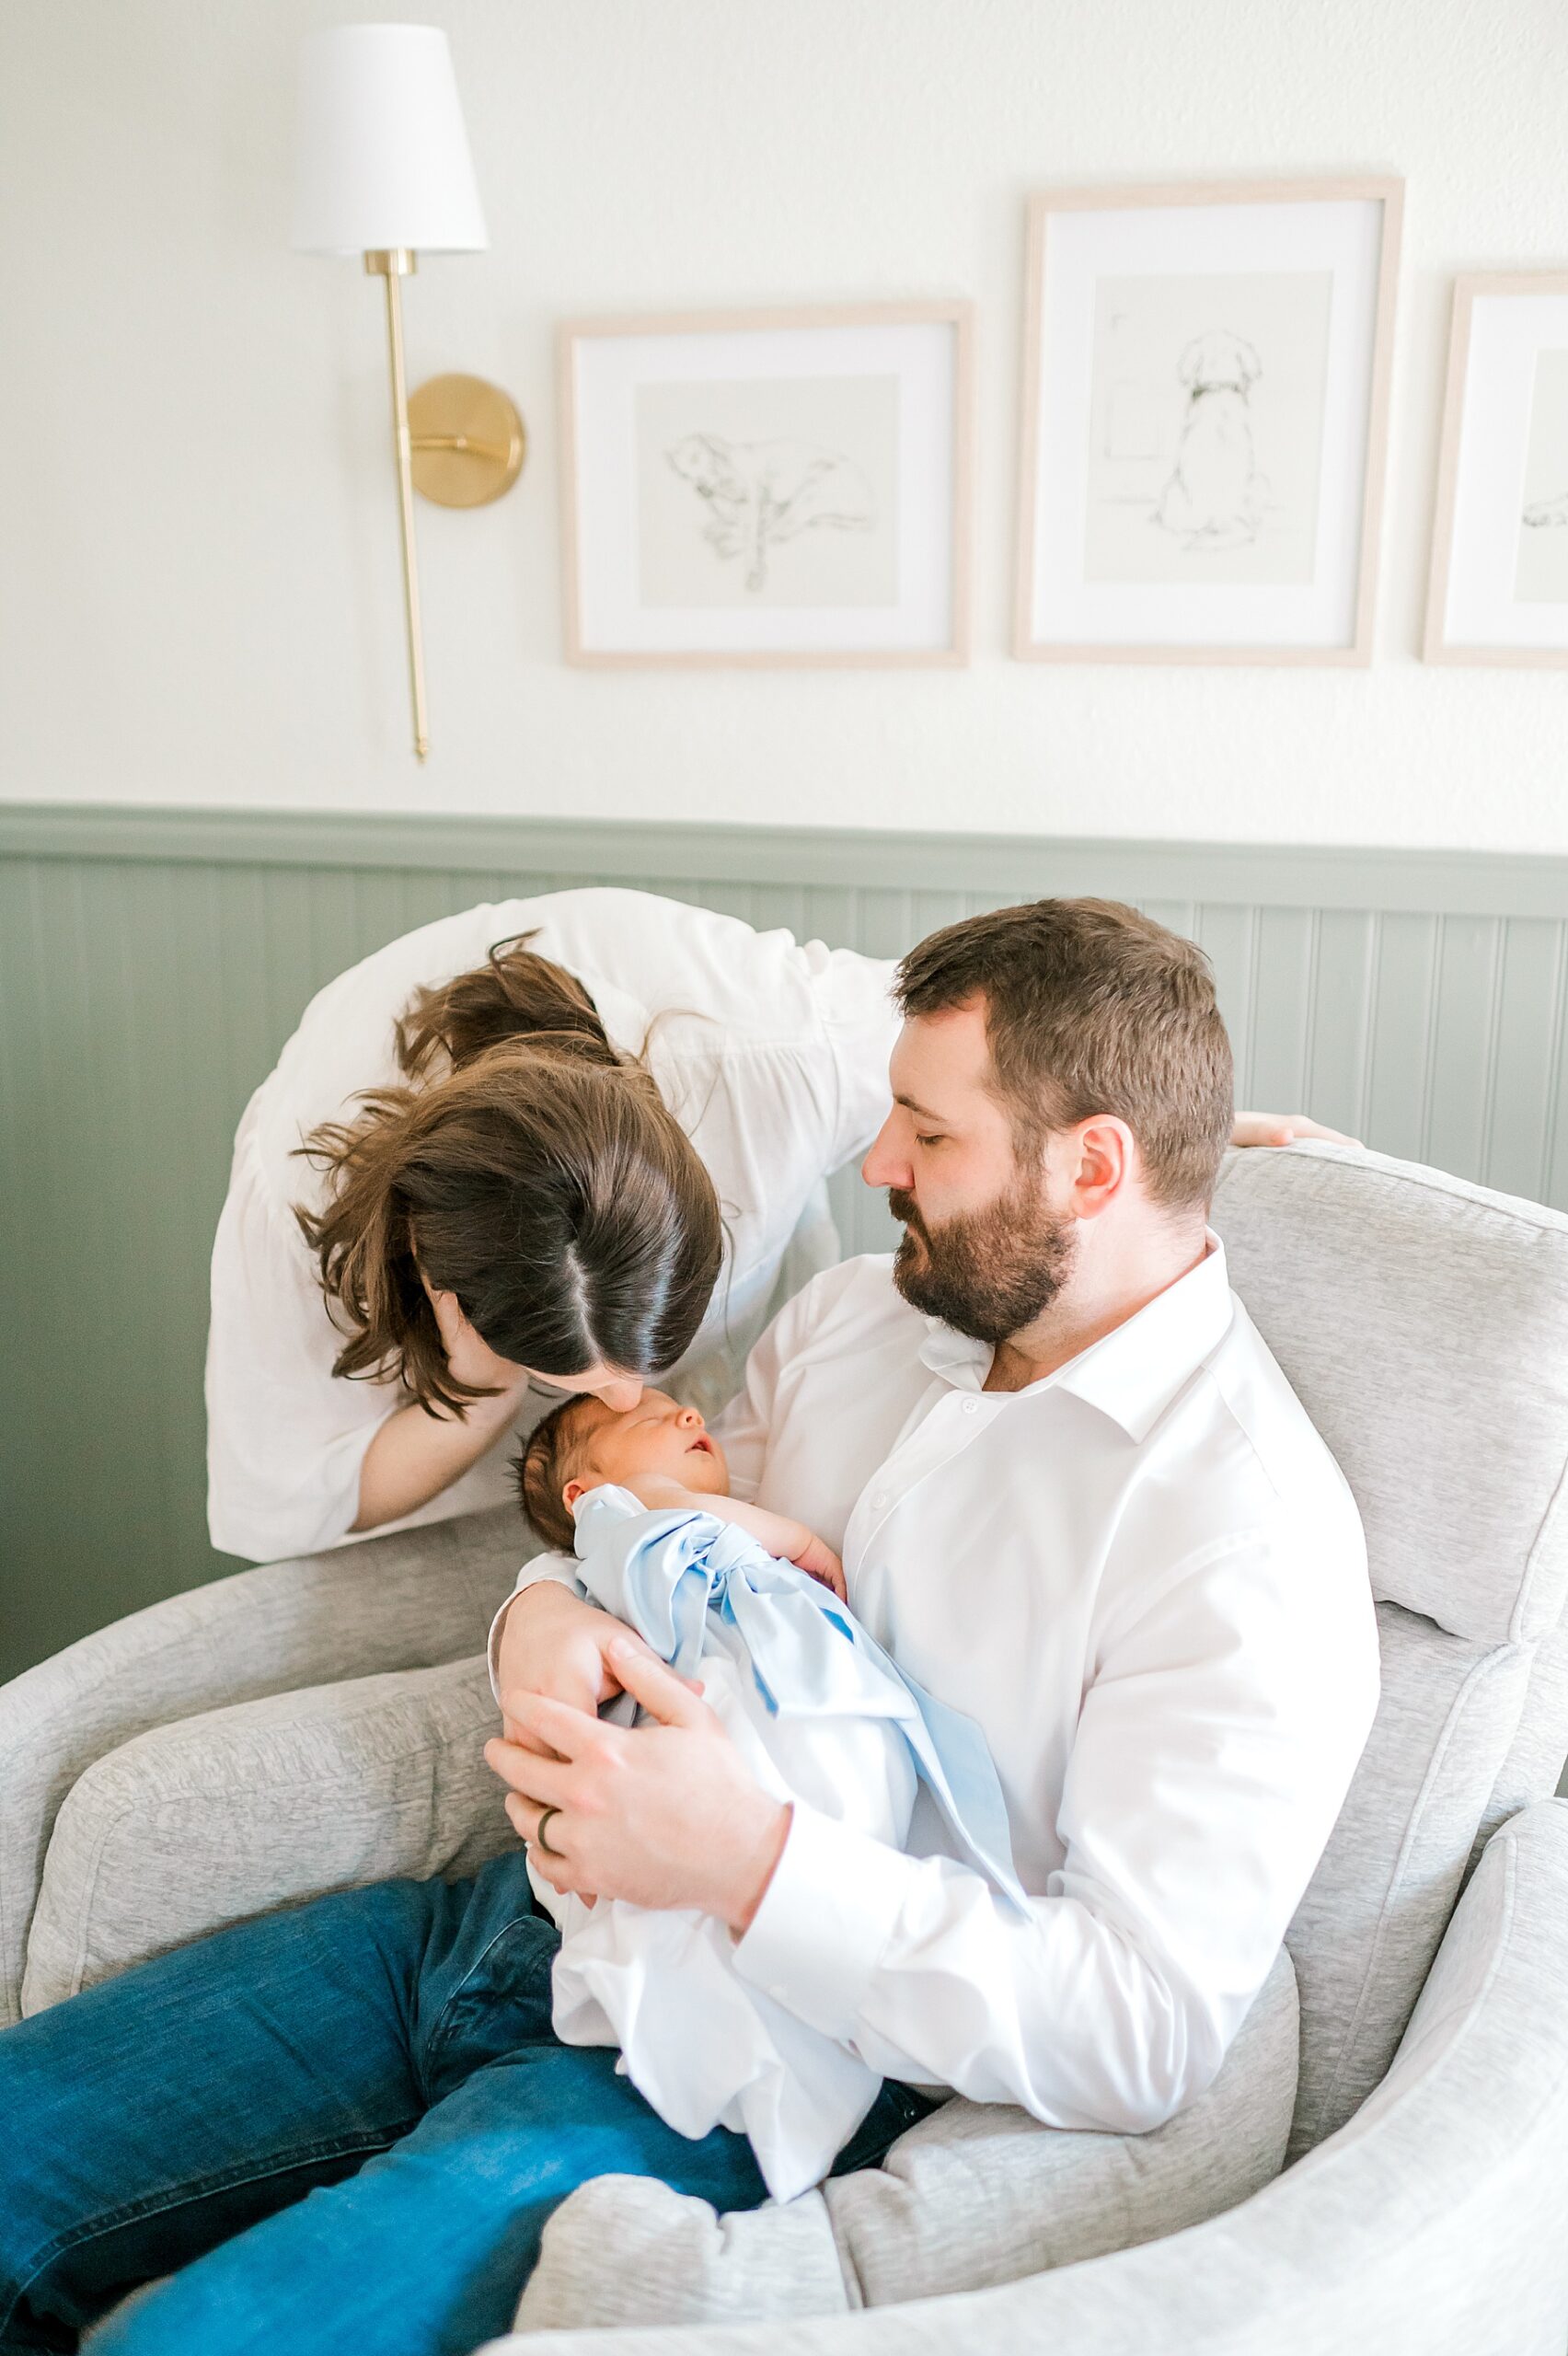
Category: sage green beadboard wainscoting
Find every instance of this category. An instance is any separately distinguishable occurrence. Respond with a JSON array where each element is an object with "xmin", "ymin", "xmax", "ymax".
[{"xmin": 7, "ymin": 802, "xmax": 1568, "ymax": 1681}]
